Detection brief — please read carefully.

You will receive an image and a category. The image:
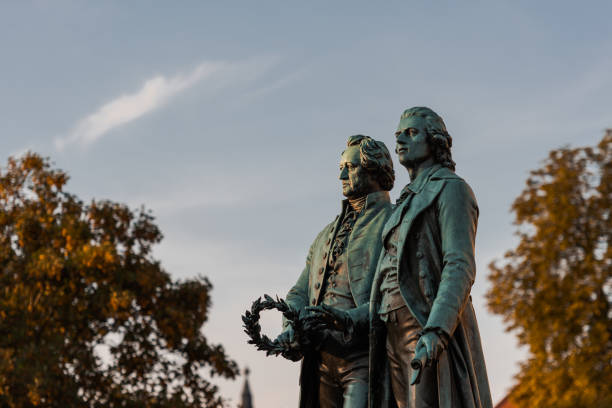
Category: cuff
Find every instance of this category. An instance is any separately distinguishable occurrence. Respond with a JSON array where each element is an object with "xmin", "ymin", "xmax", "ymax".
[{"xmin": 420, "ymin": 326, "xmax": 450, "ymax": 348}]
